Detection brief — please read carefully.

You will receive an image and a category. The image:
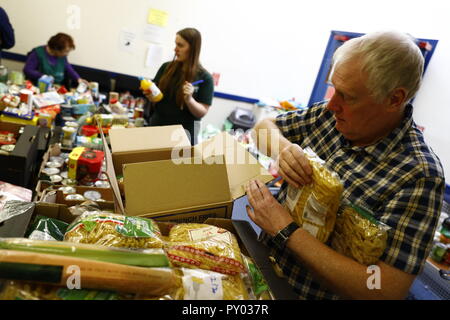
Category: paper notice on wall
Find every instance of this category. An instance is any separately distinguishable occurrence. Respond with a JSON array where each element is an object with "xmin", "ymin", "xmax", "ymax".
[
  {"xmin": 119, "ymin": 28, "xmax": 138, "ymax": 53},
  {"xmin": 145, "ymin": 43, "xmax": 164, "ymax": 68},
  {"xmin": 143, "ymin": 24, "xmax": 164, "ymax": 44},
  {"xmin": 147, "ymin": 9, "xmax": 168, "ymax": 27}
]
